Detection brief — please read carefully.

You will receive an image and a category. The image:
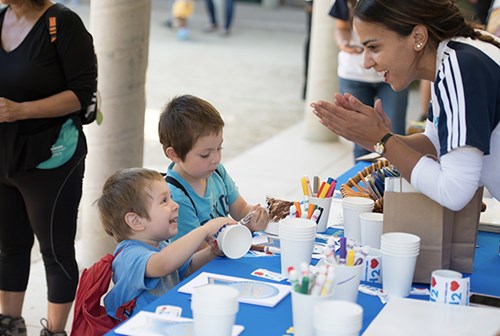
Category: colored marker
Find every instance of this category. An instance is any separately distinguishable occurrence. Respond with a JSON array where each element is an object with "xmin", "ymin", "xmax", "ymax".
[
  {"xmin": 313, "ymin": 176, "xmax": 320, "ymax": 197},
  {"xmin": 317, "ymin": 181, "xmax": 327, "ymax": 198},
  {"xmin": 301, "ymin": 177, "xmax": 309, "ymax": 197},
  {"xmin": 339, "ymin": 237, "xmax": 347, "ymax": 265},
  {"xmin": 294, "ymin": 201, "xmax": 302, "ymax": 218},
  {"xmin": 326, "ymin": 179, "xmax": 337, "ymax": 198},
  {"xmin": 311, "ymin": 273, "xmax": 326, "ymax": 296},
  {"xmin": 347, "ymin": 249, "xmax": 355, "ymax": 266},
  {"xmin": 320, "ymin": 266, "xmax": 335, "ymax": 296},
  {"xmin": 289, "ymin": 205, "xmax": 297, "ymax": 218},
  {"xmin": 307, "ymin": 203, "xmax": 316, "ymax": 219},
  {"xmin": 311, "ymin": 208, "xmax": 321, "ymax": 223},
  {"xmin": 288, "ymin": 267, "xmax": 301, "ymax": 292},
  {"xmin": 305, "ymin": 175, "xmax": 313, "ymax": 197},
  {"xmin": 318, "ymin": 182, "xmax": 330, "ymax": 198}
]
